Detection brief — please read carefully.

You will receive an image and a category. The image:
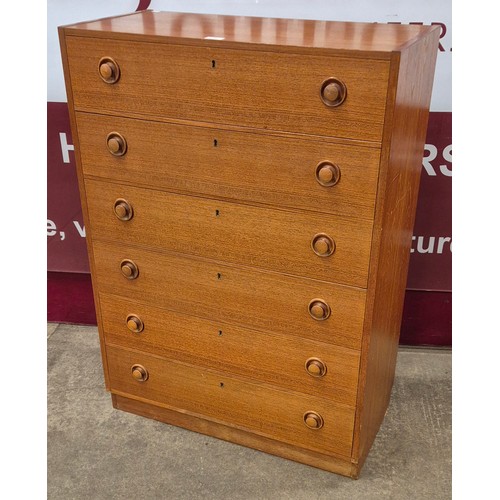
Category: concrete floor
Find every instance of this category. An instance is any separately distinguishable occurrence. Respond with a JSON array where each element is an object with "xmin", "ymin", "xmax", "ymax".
[{"xmin": 48, "ymin": 323, "xmax": 451, "ymax": 499}]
